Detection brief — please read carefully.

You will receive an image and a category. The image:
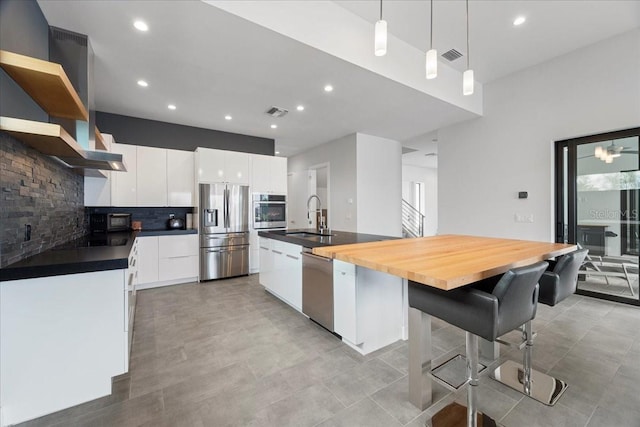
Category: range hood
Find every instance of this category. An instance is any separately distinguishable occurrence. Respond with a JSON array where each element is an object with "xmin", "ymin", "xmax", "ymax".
[{"xmin": 56, "ymin": 150, "xmax": 127, "ymax": 175}]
